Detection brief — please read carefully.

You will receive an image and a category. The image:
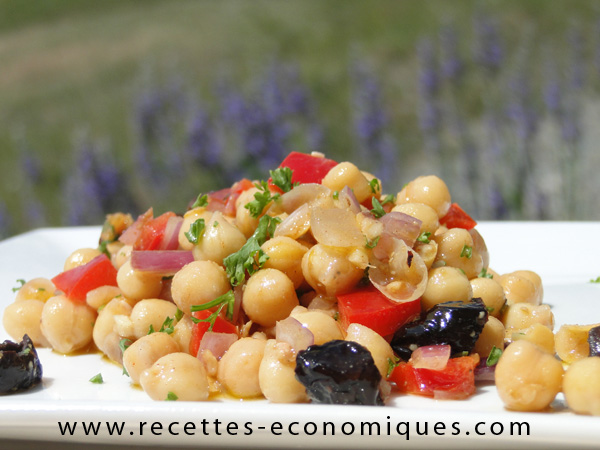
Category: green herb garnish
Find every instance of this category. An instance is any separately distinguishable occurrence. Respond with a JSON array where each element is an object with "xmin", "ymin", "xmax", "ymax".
[
  {"xmin": 270, "ymin": 167, "xmax": 296, "ymax": 193},
  {"xmin": 191, "ymin": 290, "xmax": 235, "ymax": 331},
  {"xmin": 365, "ymin": 236, "xmax": 380, "ymax": 249},
  {"xmin": 486, "ymin": 306, "xmax": 495, "ymax": 313},
  {"xmin": 332, "ymin": 191, "xmax": 339, "ymax": 200},
  {"xmin": 590, "ymin": 276, "xmax": 600, "ymax": 283},
  {"xmin": 369, "ymin": 178, "xmax": 381, "ymax": 194},
  {"xmin": 223, "ymin": 214, "xmax": 280, "ymax": 285},
  {"xmin": 119, "ymin": 338, "xmax": 131, "ymax": 354},
  {"xmin": 245, "ymin": 180, "xmax": 281, "ymax": 218},
  {"xmin": 12, "ymin": 279, "xmax": 26, "ymax": 293},
  {"xmin": 175, "ymin": 308, "xmax": 184, "ymax": 322},
  {"xmin": 386, "ymin": 356, "xmax": 401, "ymax": 378},
  {"xmin": 89, "ymin": 373, "xmax": 104, "ymax": 384},
  {"xmin": 416, "ymin": 231, "xmax": 431, "ymax": 244},
  {"xmin": 166, "ymin": 391, "xmax": 178, "ymax": 401},
  {"xmin": 479, "ymin": 267, "xmax": 494, "ymax": 279},
  {"xmin": 184, "ymin": 218, "xmax": 205, "ymax": 244},
  {"xmin": 191, "ymin": 193, "xmax": 209, "ymax": 208},
  {"xmin": 371, "ymin": 197, "xmax": 386, "ymax": 218},
  {"xmin": 460, "ymin": 244, "xmax": 472, "ymax": 259},
  {"xmin": 486, "ymin": 346, "xmax": 503, "ymax": 366},
  {"xmin": 380, "ymin": 194, "xmax": 395, "ymax": 205}
]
